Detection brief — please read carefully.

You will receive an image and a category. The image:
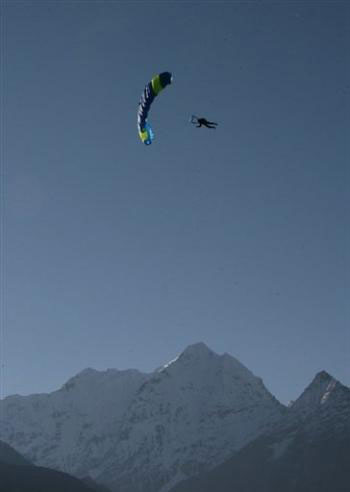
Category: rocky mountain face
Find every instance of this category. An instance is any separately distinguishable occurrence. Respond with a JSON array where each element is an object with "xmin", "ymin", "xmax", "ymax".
[
  {"xmin": 98, "ymin": 343, "xmax": 285, "ymax": 492},
  {"xmin": 3, "ymin": 345, "xmax": 348, "ymax": 492},
  {"xmin": 0, "ymin": 343, "xmax": 285, "ymax": 491},
  {"xmin": 170, "ymin": 371, "xmax": 350, "ymax": 492},
  {"xmin": 0, "ymin": 367, "xmax": 147, "ymax": 478}
]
